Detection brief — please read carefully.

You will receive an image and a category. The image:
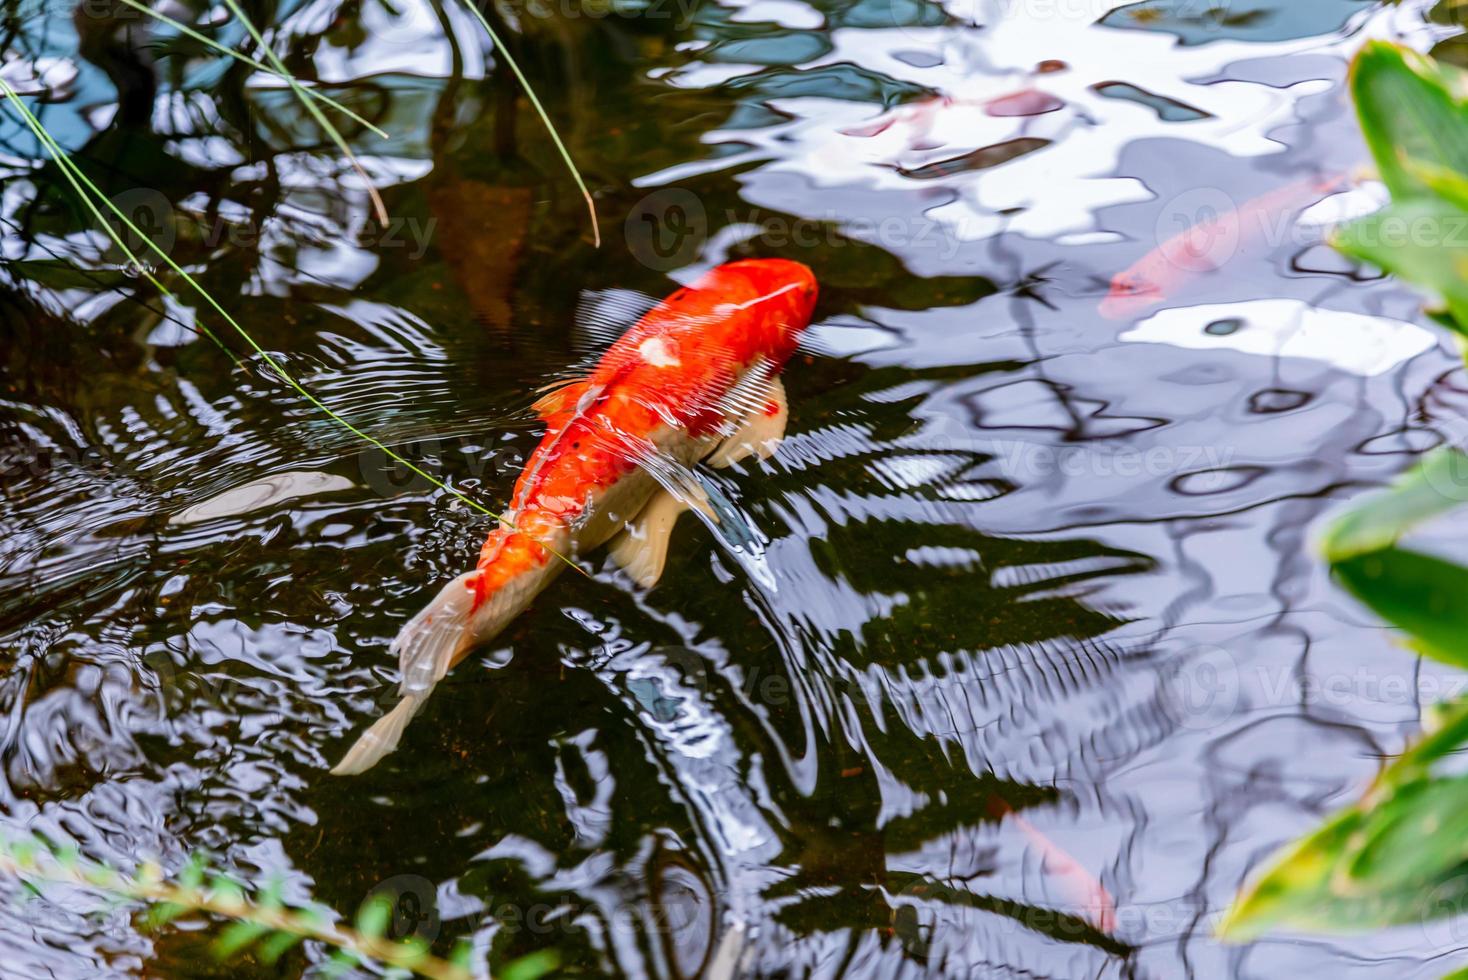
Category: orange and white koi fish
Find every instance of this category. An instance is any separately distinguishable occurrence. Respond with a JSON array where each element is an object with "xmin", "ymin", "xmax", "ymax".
[
  {"xmin": 1099, "ymin": 174, "xmax": 1349, "ymax": 322},
  {"xmin": 332, "ymin": 259, "xmax": 819, "ymax": 774}
]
